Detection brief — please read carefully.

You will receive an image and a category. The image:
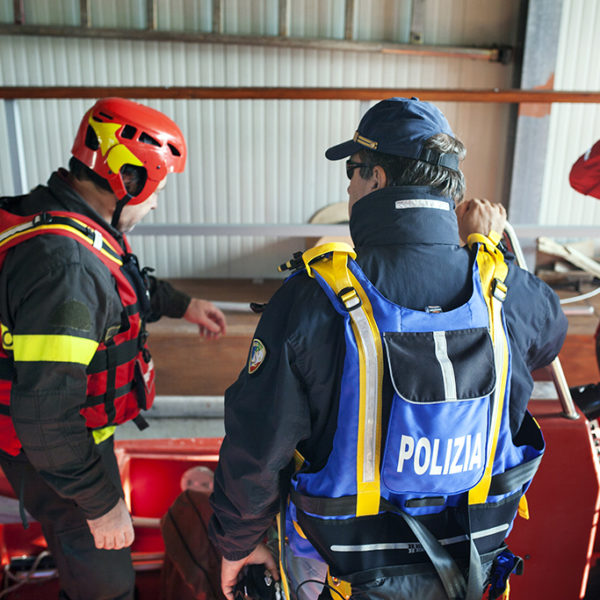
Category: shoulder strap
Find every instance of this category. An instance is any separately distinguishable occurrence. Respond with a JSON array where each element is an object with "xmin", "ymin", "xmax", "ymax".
[
  {"xmin": 302, "ymin": 242, "xmax": 384, "ymax": 517},
  {"xmin": 466, "ymin": 233, "xmax": 510, "ymax": 505},
  {"xmin": 0, "ymin": 210, "xmax": 125, "ymax": 274}
]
